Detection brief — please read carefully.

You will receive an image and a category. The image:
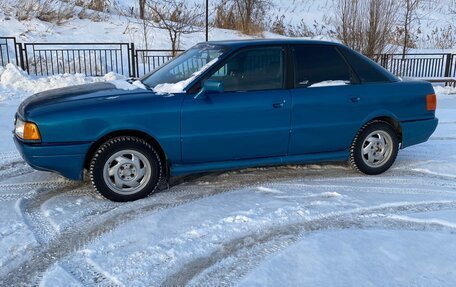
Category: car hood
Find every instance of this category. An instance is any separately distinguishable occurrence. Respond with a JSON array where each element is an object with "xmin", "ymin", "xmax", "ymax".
[{"xmin": 18, "ymin": 82, "xmax": 152, "ymax": 118}]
